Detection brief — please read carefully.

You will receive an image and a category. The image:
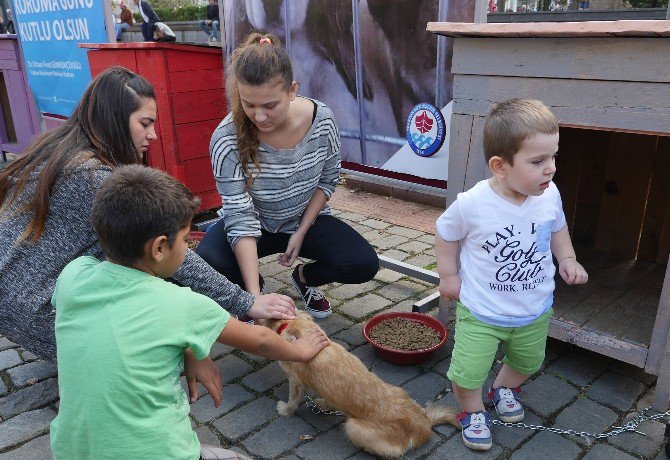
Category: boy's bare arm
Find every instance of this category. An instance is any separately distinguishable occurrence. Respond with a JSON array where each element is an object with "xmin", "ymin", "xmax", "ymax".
[
  {"xmin": 551, "ymin": 226, "xmax": 588, "ymax": 285},
  {"xmin": 217, "ymin": 318, "xmax": 329, "ymax": 362},
  {"xmin": 436, "ymin": 235, "xmax": 461, "ymax": 300}
]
